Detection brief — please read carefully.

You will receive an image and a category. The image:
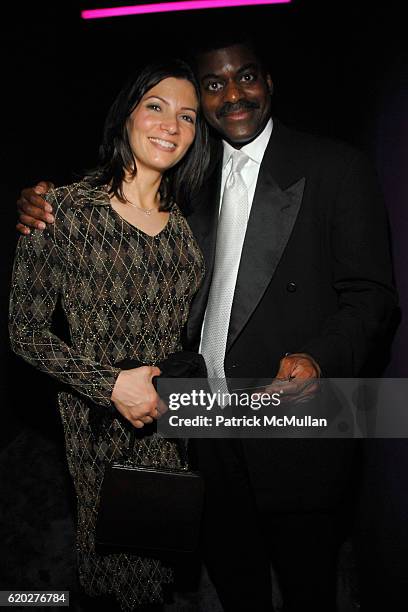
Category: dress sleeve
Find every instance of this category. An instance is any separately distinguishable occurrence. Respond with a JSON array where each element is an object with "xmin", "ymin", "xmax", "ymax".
[{"xmin": 9, "ymin": 212, "xmax": 121, "ymax": 408}]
